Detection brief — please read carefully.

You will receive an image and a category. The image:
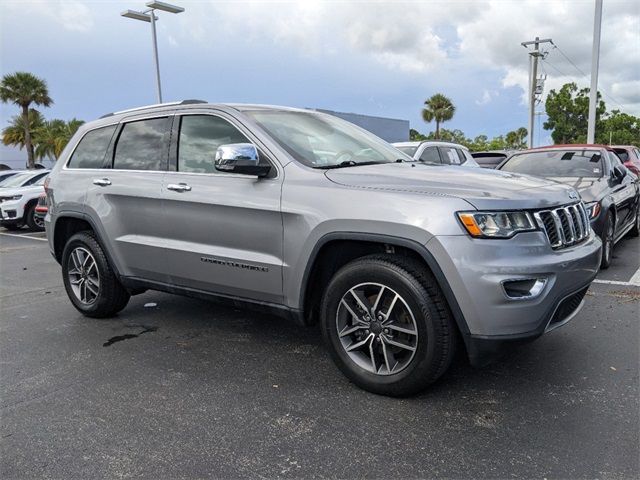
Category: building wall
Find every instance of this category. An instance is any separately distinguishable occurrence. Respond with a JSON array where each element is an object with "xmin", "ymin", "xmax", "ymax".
[{"xmin": 313, "ymin": 108, "xmax": 410, "ymax": 143}]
